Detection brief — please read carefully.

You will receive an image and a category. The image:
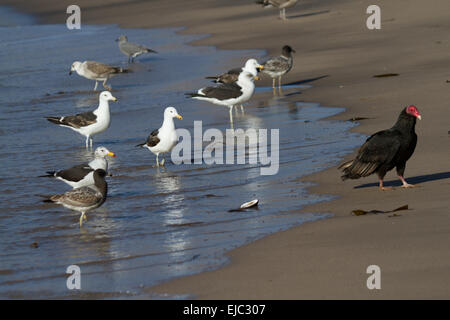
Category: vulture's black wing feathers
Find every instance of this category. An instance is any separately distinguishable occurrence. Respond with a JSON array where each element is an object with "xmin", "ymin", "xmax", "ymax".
[{"xmin": 340, "ymin": 129, "xmax": 401, "ymax": 180}]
